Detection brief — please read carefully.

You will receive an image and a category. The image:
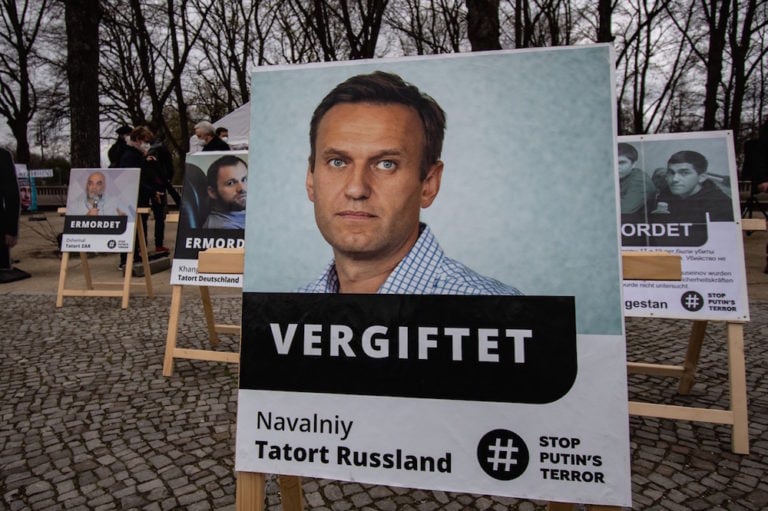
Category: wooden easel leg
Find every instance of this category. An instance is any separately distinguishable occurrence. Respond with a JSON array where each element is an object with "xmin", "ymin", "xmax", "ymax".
[
  {"xmin": 727, "ymin": 322, "xmax": 749, "ymax": 454},
  {"xmin": 136, "ymin": 214, "xmax": 154, "ymax": 299},
  {"xmin": 56, "ymin": 252, "xmax": 70, "ymax": 308},
  {"xmin": 80, "ymin": 252, "xmax": 93, "ymax": 289},
  {"xmin": 199, "ymin": 286, "xmax": 221, "ymax": 347},
  {"xmin": 547, "ymin": 503, "xmax": 576, "ymax": 511},
  {"xmin": 236, "ymin": 471, "xmax": 265, "ymax": 511},
  {"xmin": 677, "ymin": 320, "xmax": 708, "ymax": 394},
  {"xmin": 278, "ymin": 475, "xmax": 304, "ymax": 511},
  {"xmin": 163, "ymin": 285, "xmax": 183, "ymax": 377},
  {"xmin": 122, "ymin": 249, "xmax": 135, "ymax": 309}
]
